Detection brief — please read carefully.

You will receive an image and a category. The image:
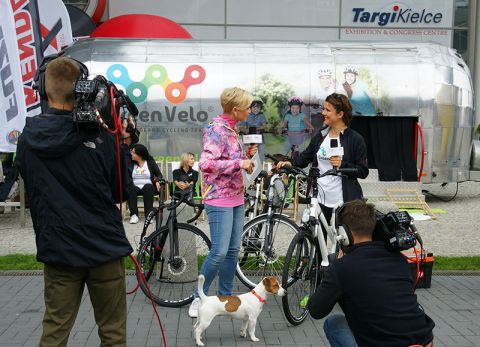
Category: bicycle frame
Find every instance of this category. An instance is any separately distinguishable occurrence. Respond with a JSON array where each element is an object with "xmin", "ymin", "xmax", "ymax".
[
  {"xmin": 245, "ymin": 174, "xmax": 264, "ymax": 221},
  {"xmin": 140, "ymin": 187, "xmax": 204, "ymax": 278},
  {"xmin": 242, "ymin": 170, "xmax": 294, "ymax": 260},
  {"xmin": 299, "ymin": 167, "xmax": 356, "ymax": 267},
  {"xmin": 304, "ymin": 195, "xmax": 340, "ymax": 267}
]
